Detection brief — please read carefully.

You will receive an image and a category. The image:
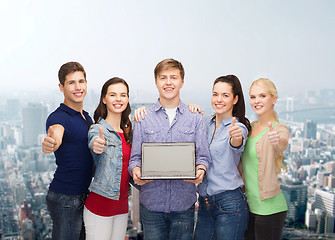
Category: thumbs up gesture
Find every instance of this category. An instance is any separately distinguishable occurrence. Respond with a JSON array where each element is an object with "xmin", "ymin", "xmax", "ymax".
[
  {"xmin": 42, "ymin": 126, "xmax": 57, "ymax": 154},
  {"xmin": 267, "ymin": 122, "xmax": 280, "ymax": 145},
  {"xmin": 93, "ymin": 127, "xmax": 106, "ymax": 154},
  {"xmin": 229, "ymin": 117, "xmax": 243, "ymax": 147}
]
